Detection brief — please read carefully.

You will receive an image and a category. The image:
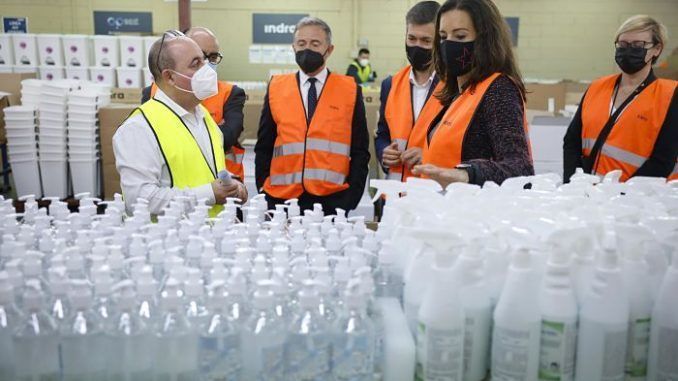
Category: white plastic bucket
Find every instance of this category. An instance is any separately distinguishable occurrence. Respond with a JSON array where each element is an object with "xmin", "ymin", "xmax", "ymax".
[
  {"xmin": 9, "ymin": 158, "xmax": 42, "ymax": 197},
  {"xmin": 69, "ymin": 158, "xmax": 99, "ymax": 195},
  {"xmin": 39, "ymin": 159, "xmax": 68, "ymax": 199}
]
